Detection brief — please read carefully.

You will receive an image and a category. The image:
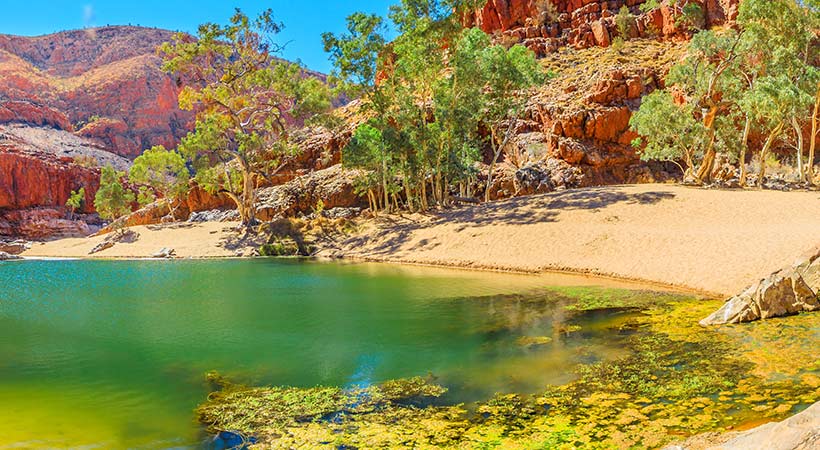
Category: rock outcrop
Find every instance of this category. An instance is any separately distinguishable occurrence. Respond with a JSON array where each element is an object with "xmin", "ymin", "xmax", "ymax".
[
  {"xmin": 0, "ymin": 148, "xmax": 99, "ymax": 212},
  {"xmin": 464, "ymin": 0, "xmax": 739, "ymax": 57},
  {"xmin": 700, "ymin": 247, "xmax": 820, "ymax": 326},
  {"xmin": 0, "ymin": 207, "xmax": 95, "ymax": 239},
  {"xmin": 256, "ymin": 165, "xmax": 365, "ymax": 221},
  {"xmin": 0, "ymin": 251, "xmax": 22, "ymax": 261},
  {"xmin": 666, "ymin": 401, "xmax": 819, "ymax": 450}
]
